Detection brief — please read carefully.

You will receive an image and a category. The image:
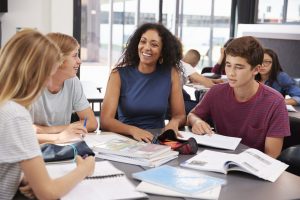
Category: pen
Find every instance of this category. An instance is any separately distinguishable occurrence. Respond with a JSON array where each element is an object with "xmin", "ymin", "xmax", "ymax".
[
  {"xmin": 83, "ymin": 117, "xmax": 87, "ymax": 128},
  {"xmin": 80, "ymin": 117, "xmax": 87, "ymax": 139}
]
